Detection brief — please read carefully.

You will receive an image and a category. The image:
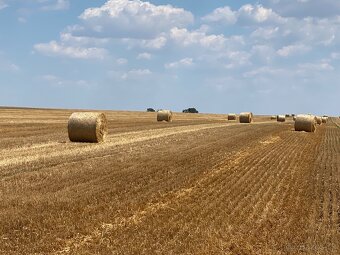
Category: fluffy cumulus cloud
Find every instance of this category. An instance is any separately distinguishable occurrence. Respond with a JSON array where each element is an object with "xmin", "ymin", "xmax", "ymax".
[
  {"xmin": 31, "ymin": 0, "xmax": 340, "ymax": 114},
  {"xmin": 202, "ymin": 4, "xmax": 285, "ymax": 26},
  {"xmin": 202, "ymin": 6, "xmax": 237, "ymax": 24},
  {"xmin": 237, "ymin": 4, "xmax": 285, "ymax": 25},
  {"xmin": 121, "ymin": 68, "xmax": 152, "ymax": 80},
  {"xmin": 75, "ymin": 0, "xmax": 194, "ymax": 39},
  {"xmin": 34, "ymin": 41, "xmax": 108, "ymax": 59},
  {"xmin": 122, "ymin": 36, "xmax": 168, "ymax": 50},
  {"xmin": 165, "ymin": 58, "xmax": 193, "ymax": 69},
  {"xmin": 277, "ymin": 44, "xmax": 311, "ymax": 57},
  {"xmin": 169, "ymin": 27, "xmax": 227, "ymax": 50}
]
